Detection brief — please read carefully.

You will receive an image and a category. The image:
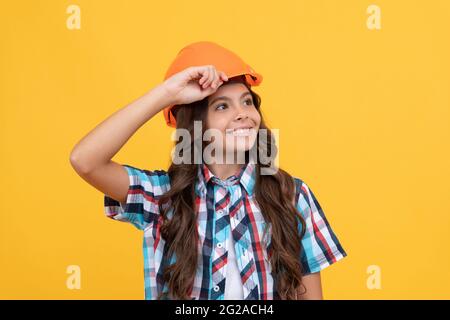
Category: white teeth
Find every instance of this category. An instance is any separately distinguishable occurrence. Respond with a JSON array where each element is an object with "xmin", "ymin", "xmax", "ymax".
[{"xmin": 226, "ymin": 128, "xmax": 254, "ymax": 136}]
